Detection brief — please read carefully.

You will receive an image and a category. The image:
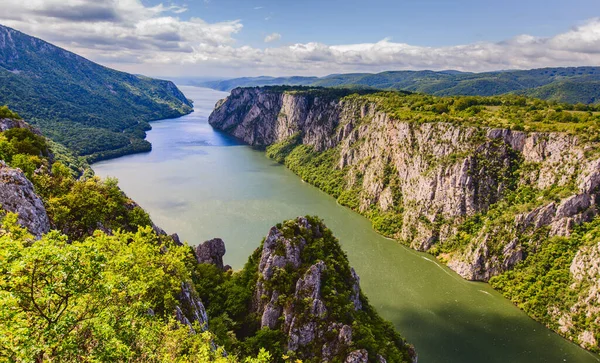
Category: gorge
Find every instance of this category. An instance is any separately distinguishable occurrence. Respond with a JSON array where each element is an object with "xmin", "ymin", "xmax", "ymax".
[
  {"xmin": 208, "ymin": 86, "xmax": 600, "ymax": 355},
  {"xmin": 94, "ymin": 86, "xmax": 600, "ymax": 362}
]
